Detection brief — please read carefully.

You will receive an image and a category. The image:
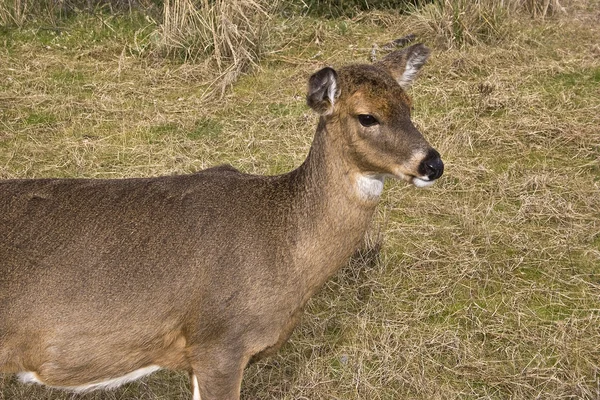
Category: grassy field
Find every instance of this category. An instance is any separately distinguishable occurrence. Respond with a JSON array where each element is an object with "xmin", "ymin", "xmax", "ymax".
[{"xmin": 1, "ymin": 0, "xmax": 599, "ymax": 399}]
